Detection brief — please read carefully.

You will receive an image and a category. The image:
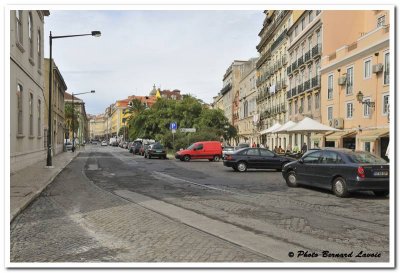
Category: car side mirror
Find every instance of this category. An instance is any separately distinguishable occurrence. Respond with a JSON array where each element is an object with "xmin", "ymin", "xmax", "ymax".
[{"xmin": 298, "ymin": 158, "xmax": 304, "ymax": 164}]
